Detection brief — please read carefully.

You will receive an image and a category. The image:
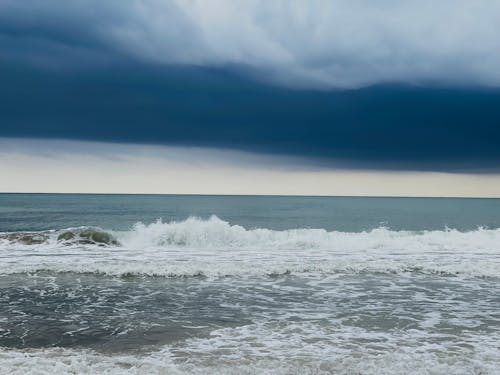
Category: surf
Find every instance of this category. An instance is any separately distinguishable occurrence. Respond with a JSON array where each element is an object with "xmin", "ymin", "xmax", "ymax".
[{"xmin": 1, "ymin": 216, "xmax": 499, "ymax": 279}]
